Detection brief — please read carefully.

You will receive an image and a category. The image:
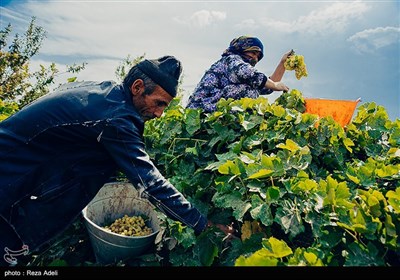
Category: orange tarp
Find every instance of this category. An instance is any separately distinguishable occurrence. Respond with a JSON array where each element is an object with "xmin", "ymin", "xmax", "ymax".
[{"xmin": 304, "ymin": 98, "xmax": 360, "ymax": 127}]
